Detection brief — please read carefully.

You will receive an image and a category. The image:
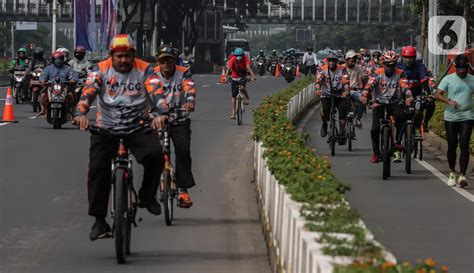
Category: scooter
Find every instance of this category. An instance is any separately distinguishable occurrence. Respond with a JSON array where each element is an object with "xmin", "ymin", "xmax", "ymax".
[
  {"xmin": 284, "ymin": 62, "xmax": 295, "ymax": 83},
  {"xmin": 257, "ymin": 60, "xmax": 266, "ymax": 76},
  {"xmin": 46, "ymin": 77, "xmax": 69, "ymax": 129},
  {"xmin": 12, "ymin": 68, "xmax": 27, "ymax": 104},
  {"xmin": 29, "ymin": 68, "xmax": 43, "ymax": 112}
]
